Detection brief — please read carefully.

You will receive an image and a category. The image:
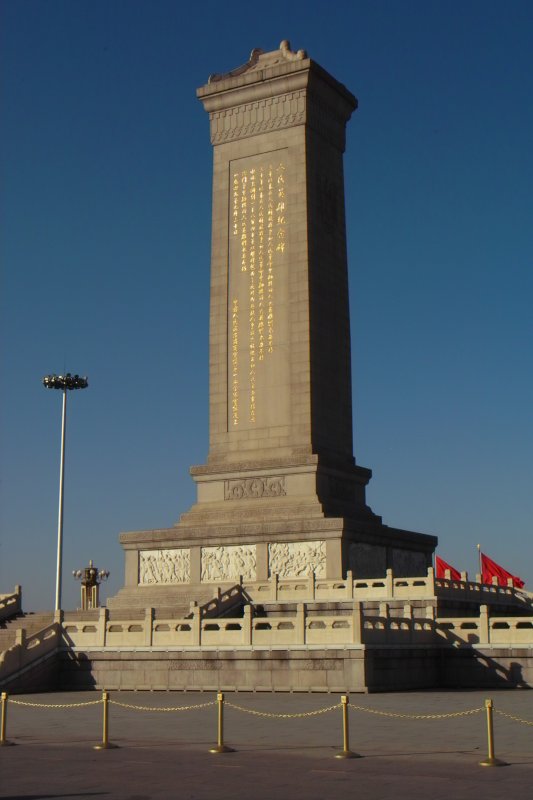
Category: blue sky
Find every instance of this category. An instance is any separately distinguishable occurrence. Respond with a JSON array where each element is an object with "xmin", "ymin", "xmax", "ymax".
[{"xmin": 1, "ymin": 1, "xmax": 532, "ymax": 610}]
